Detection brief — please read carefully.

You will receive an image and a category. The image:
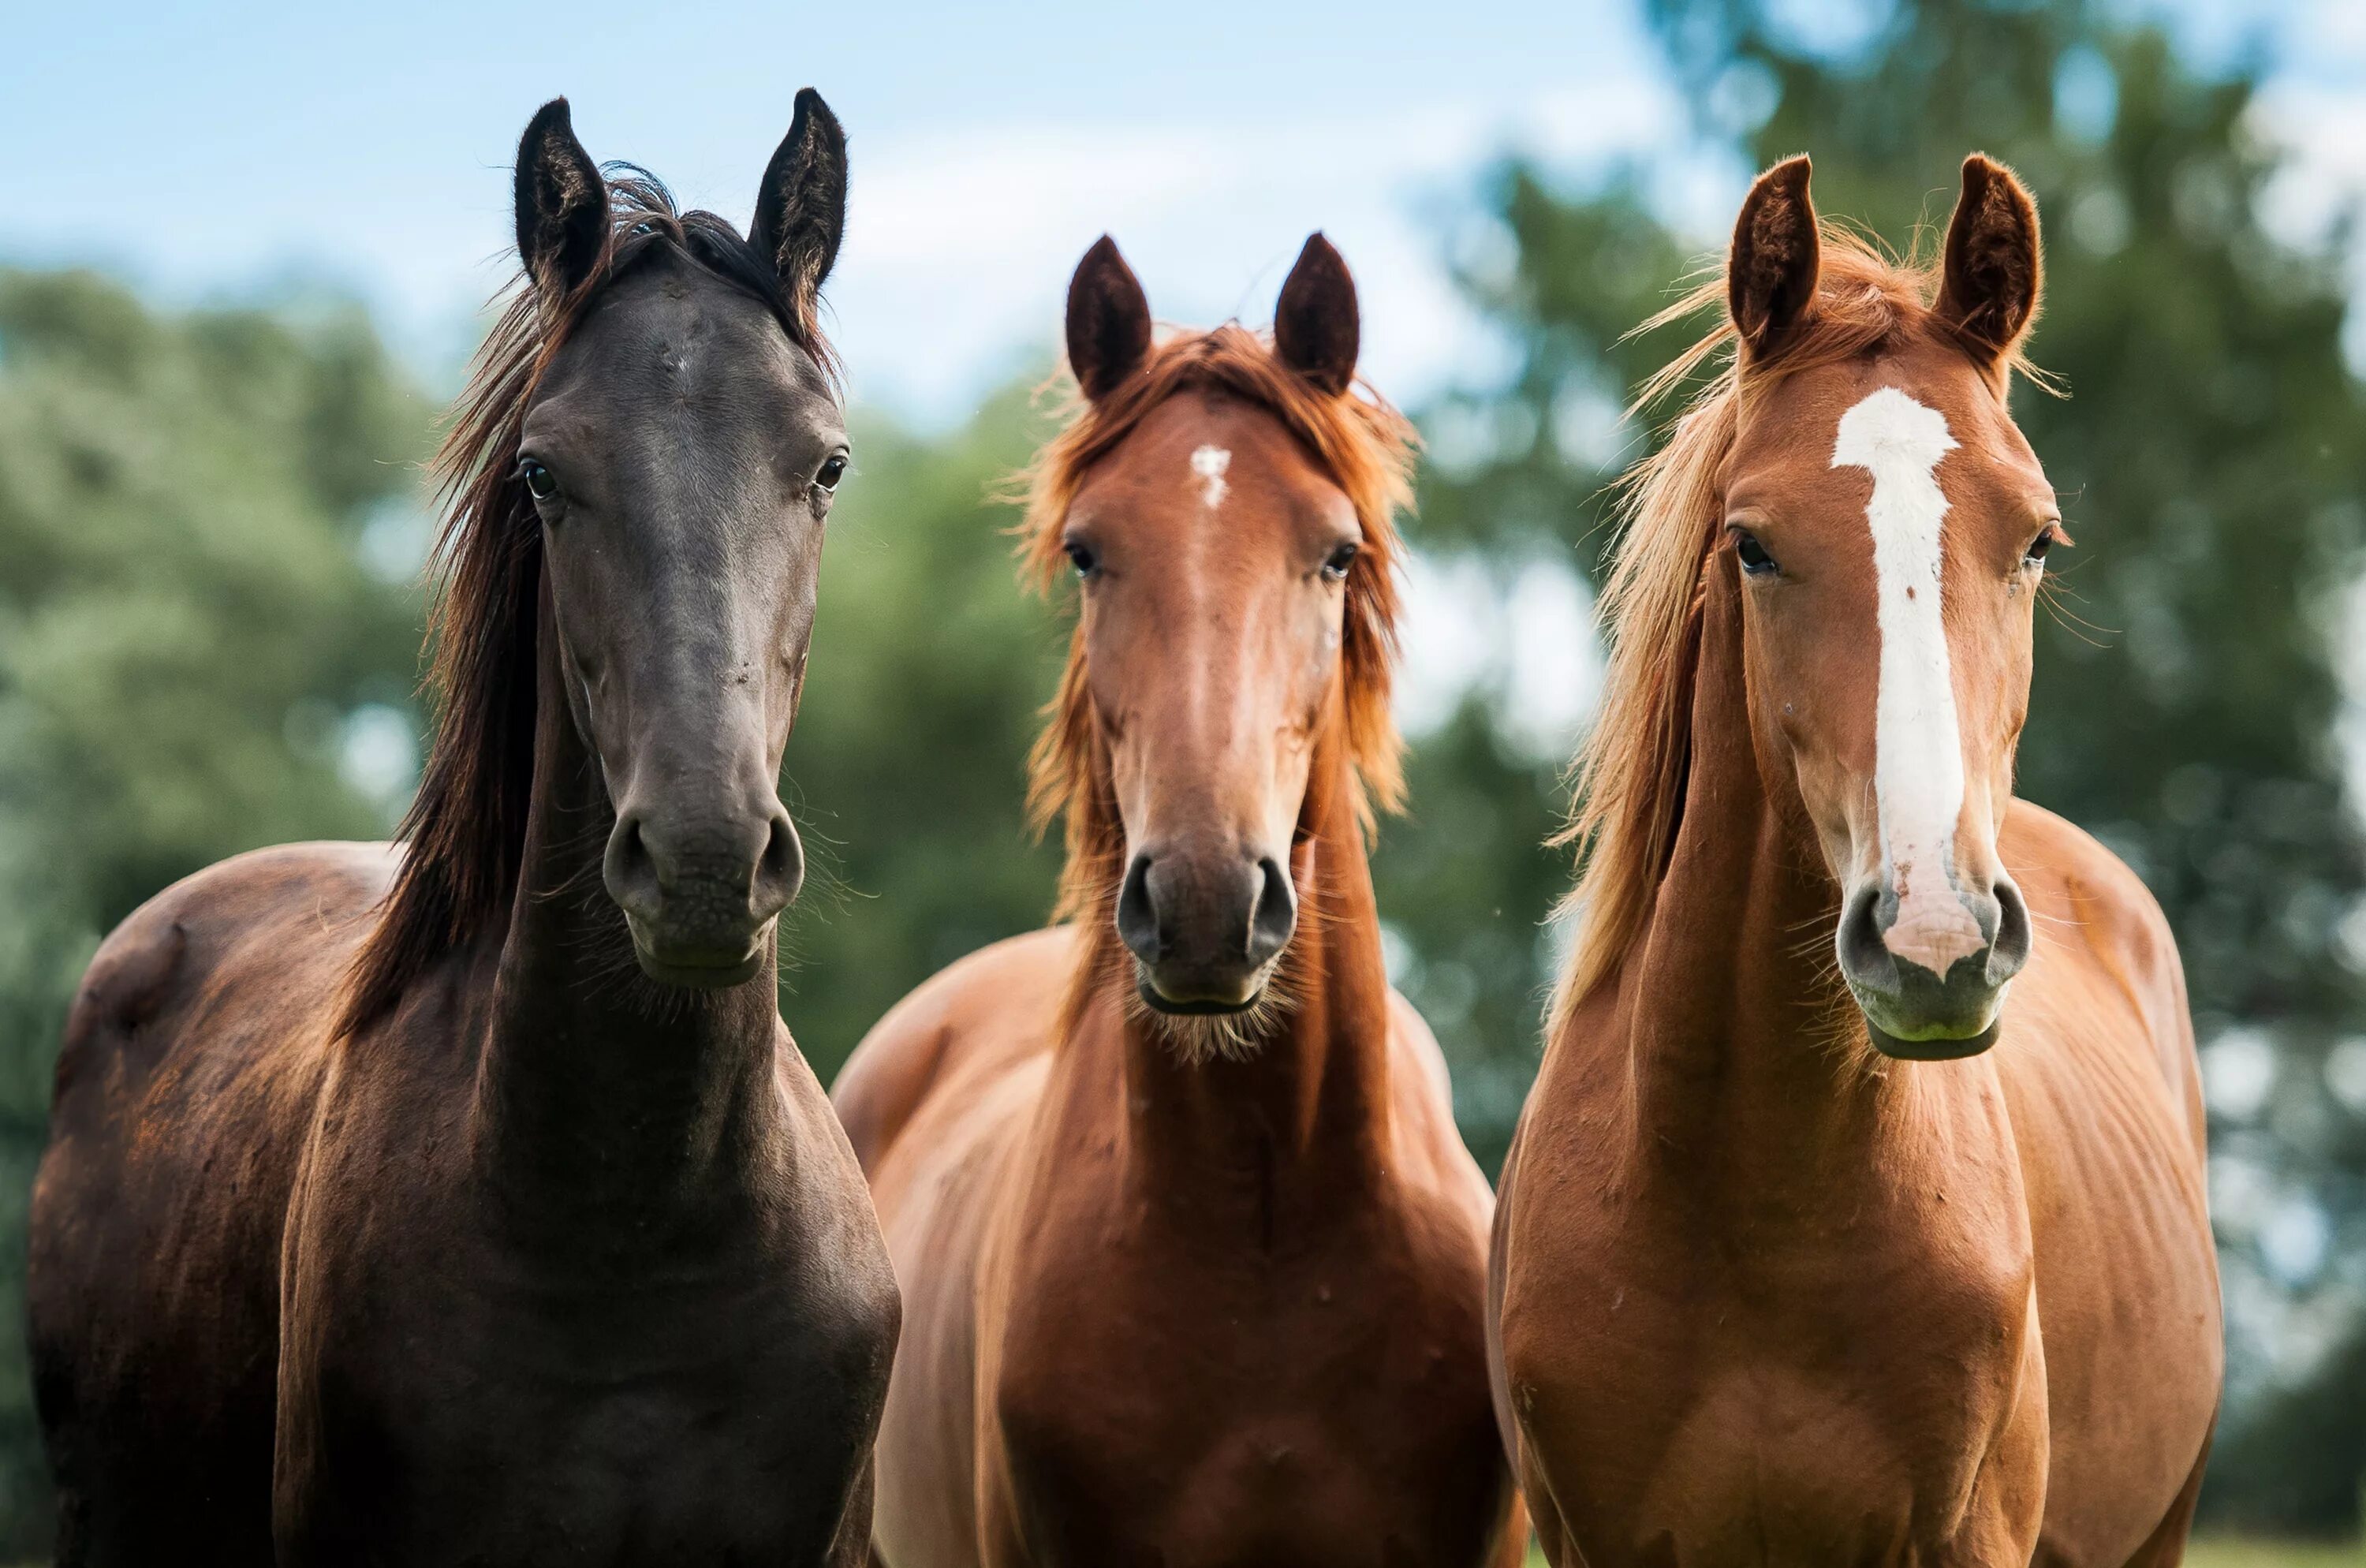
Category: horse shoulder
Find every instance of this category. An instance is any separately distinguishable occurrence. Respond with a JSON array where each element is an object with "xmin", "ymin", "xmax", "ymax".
[
  {"xmin": 32, "ymin": 841, "xmax": 397, "ymax": 1544},
  {"xmin": 1995, "ymin": 801, "xmax": 2221, "ymax": 1559},
  {"xmin": 49, "ymin": 839, "xmax": 395, "ymax": 1129},
  {"xmin": 849, "ymin": 931, "xmax": 1074, "ymax": 1568},
  {"xmin": 1384, "ymin": 987, "xmax": 1495, "ymax": 1219},
  {"xmin": 832, "ymin": 924, "xmax": 1077, "ymax": 1178},
  {"xmin": 2000, "ymin": 799, "xmax": 2200, "ymax": 1131},
  {"xmin": 1385, "ymin": 986, "xmax": 1455, "ymax": 1107},
  {"xmin": 39, "ymin": 838, "xmax": 397, "ymax": 1309}
]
